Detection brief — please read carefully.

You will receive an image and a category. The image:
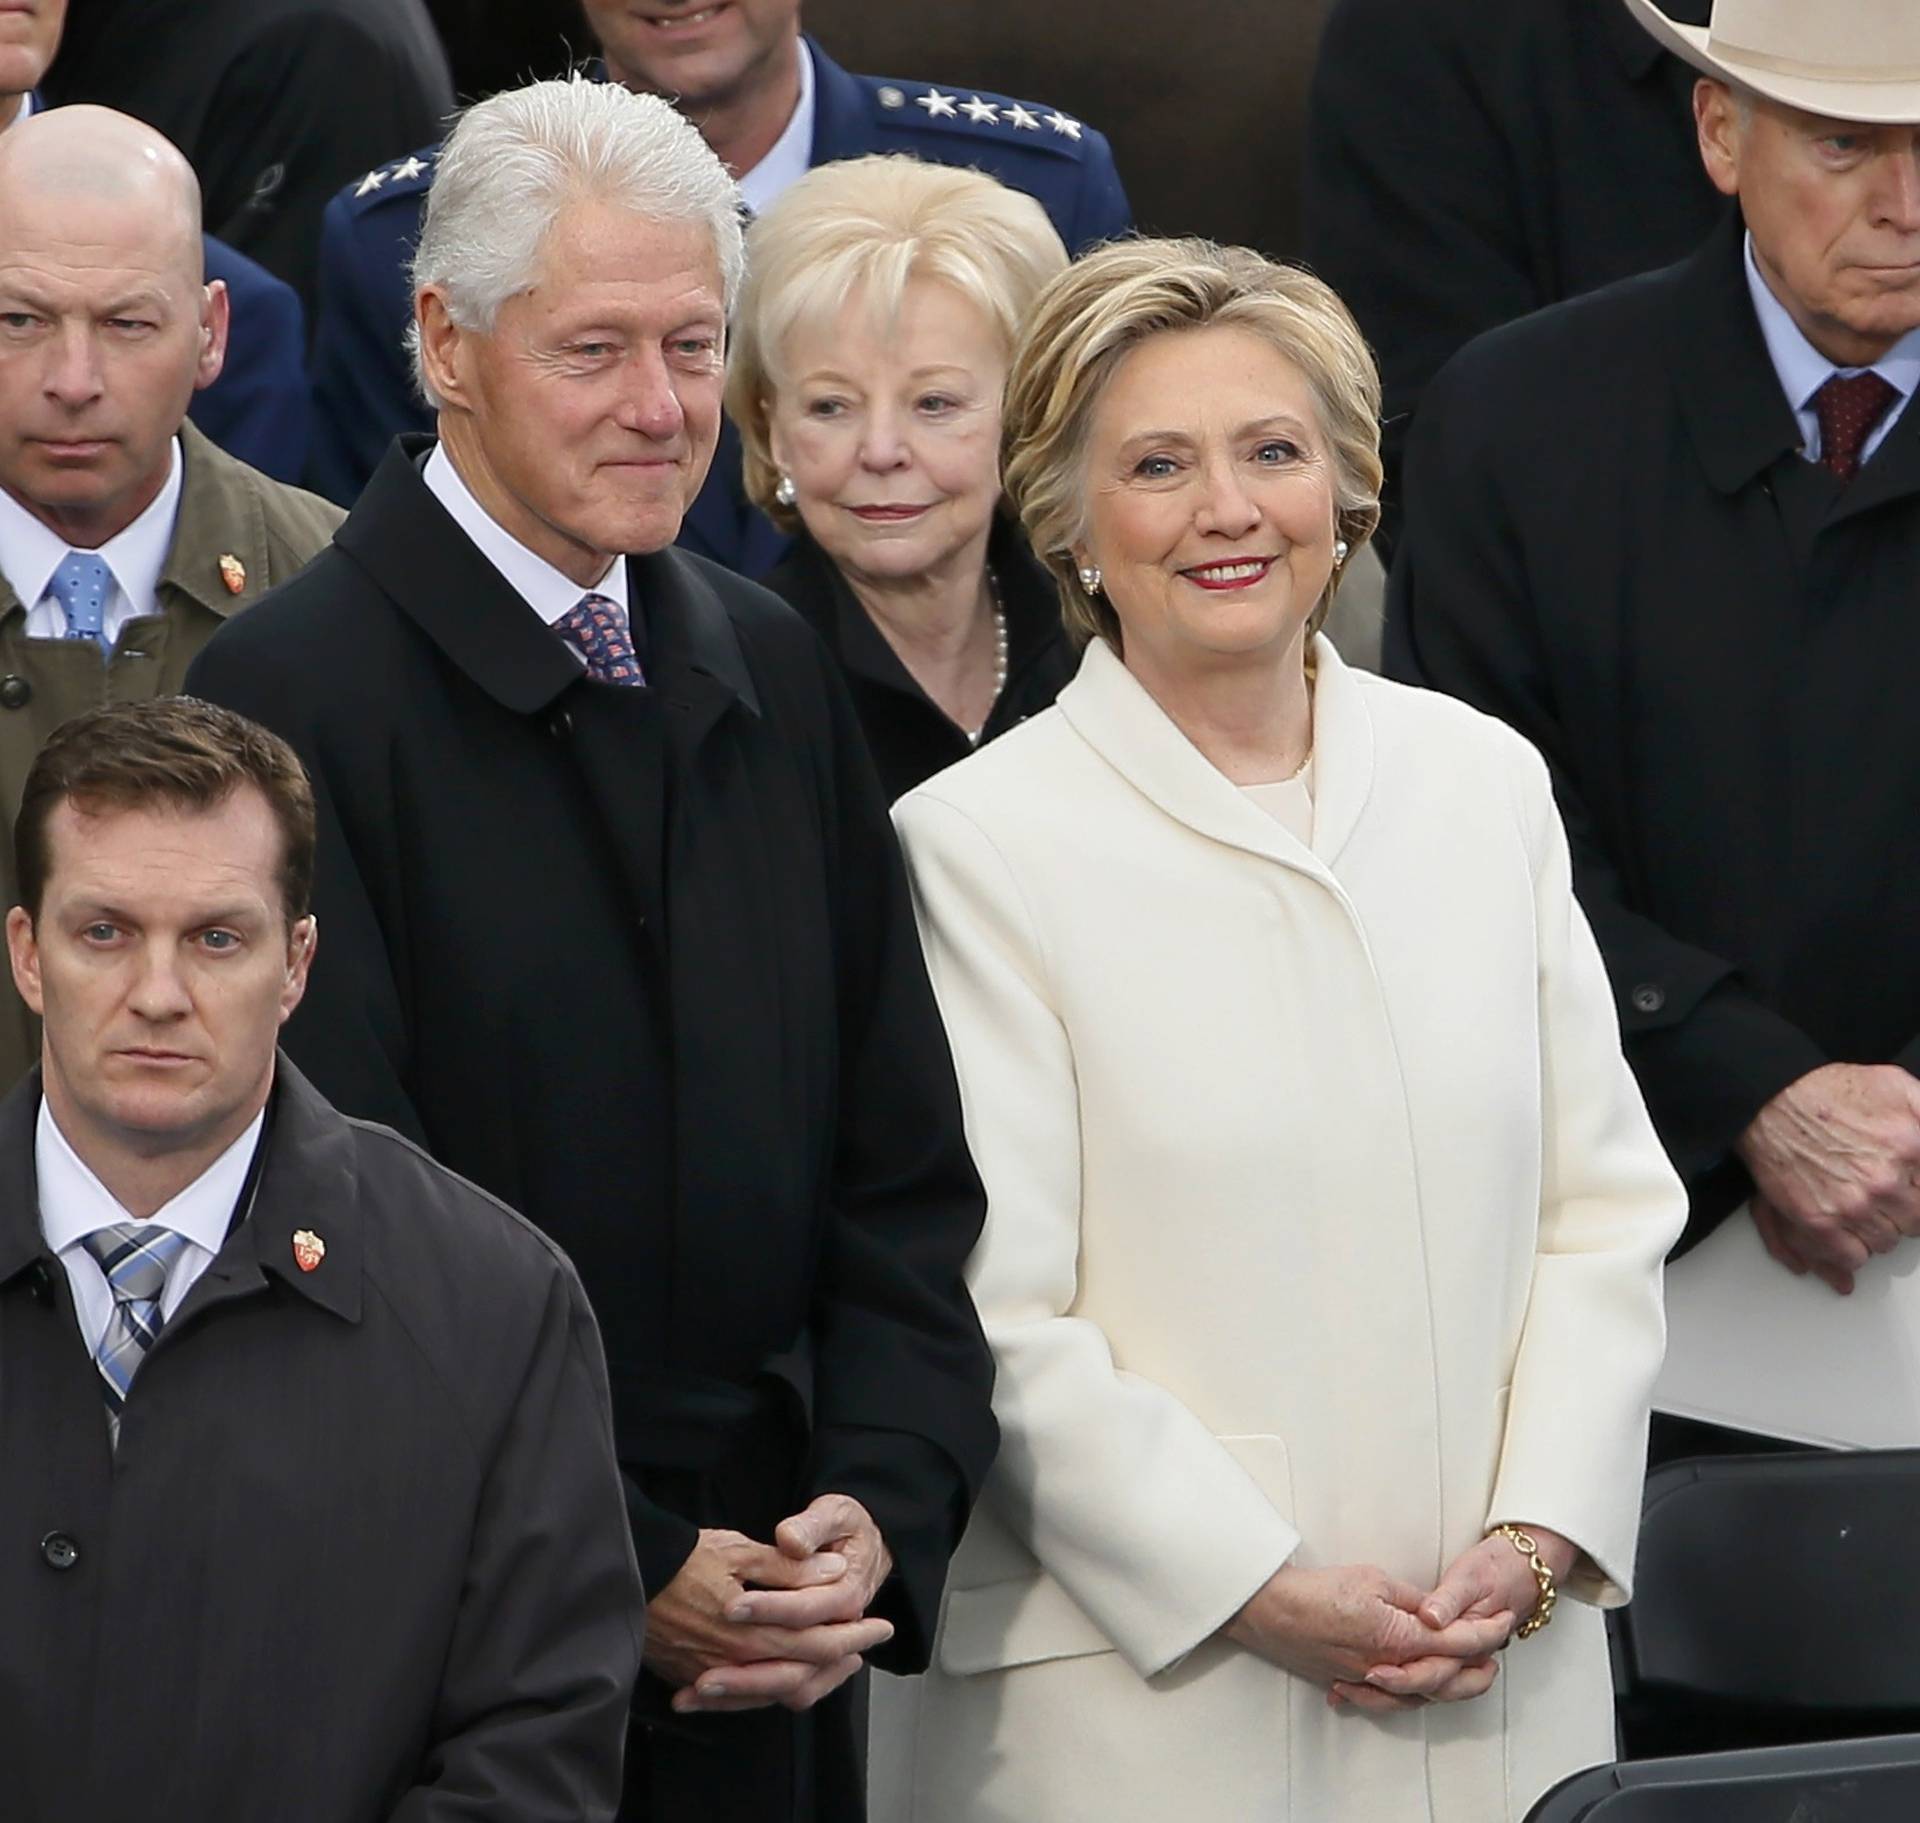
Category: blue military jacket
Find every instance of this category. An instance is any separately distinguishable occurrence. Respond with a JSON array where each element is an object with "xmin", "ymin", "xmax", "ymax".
[
  {"xmin": 195, "ymin": 236, "xmax": 310, "ymax": 484},
  {"xmin": 303, "ymin": 39, "xmax": 1132, "ymax": 572}
]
